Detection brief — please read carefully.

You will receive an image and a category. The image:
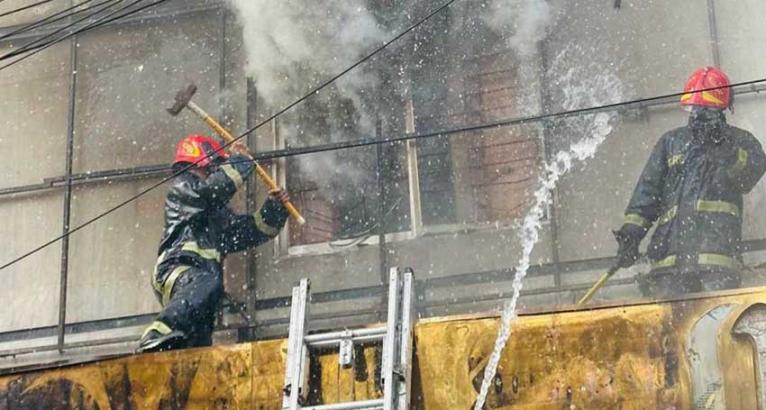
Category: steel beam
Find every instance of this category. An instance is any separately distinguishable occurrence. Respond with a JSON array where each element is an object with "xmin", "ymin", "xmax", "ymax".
[{"xmin": 56, "ymin": 21, "xmax": 79, "ymax": 353}]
